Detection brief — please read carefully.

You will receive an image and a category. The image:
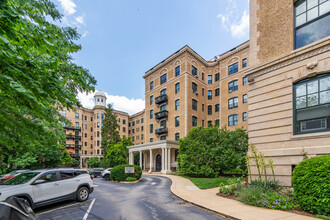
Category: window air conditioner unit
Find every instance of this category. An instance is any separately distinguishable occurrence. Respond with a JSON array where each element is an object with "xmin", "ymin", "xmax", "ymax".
[
  {"xmin": 301, "ymin": 118, "xmax": 326, "ymax": 132},
  {"xmin": 195, "ymin": 91, "xmax": 198, "ymax": 95}
]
